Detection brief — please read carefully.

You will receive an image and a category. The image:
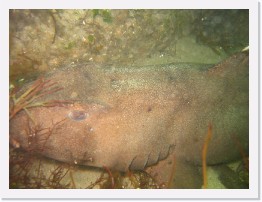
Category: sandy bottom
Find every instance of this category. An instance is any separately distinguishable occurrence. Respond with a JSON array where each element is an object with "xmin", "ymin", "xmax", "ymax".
[{"xmin": 9, "ymin": 148, "xmax": 248, "ymax": 189}]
